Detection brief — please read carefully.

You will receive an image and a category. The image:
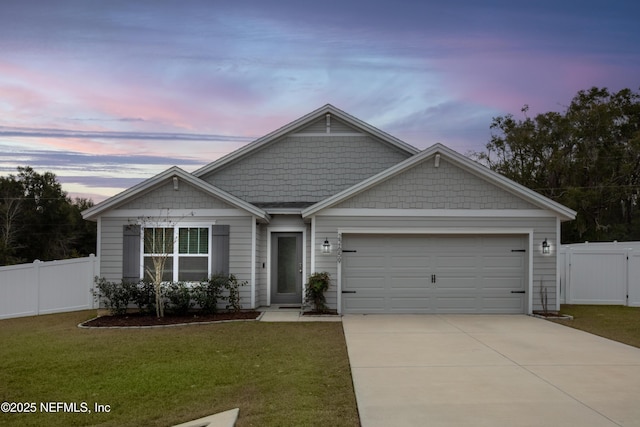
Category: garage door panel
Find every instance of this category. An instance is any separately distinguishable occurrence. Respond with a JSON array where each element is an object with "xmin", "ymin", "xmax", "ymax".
[
  {"xmin": 390, "ymin": 235, "xmax": 433, "ymax": 247},
  {"xmin": 434, "ymin": 296, "xmax": 525, "ymax": 313},
  {"xmin": 341, "ymin": 234, "xmax": 527, "ymax": 314},
  {"xmin": 389, "ymin": 298, "xmax": 434, "ymax": 313},
  {"xmin": 435, "ymin": 277, "xmax": 477, "ymax": 290},
  {"xmin": 481, "ymin": 296, "xmax": 525, "ymax": 313},
  {"xmin": 391, "ymin": 255, "xmax": 430, "ymax": 268},
  {"xmin": 343, "ymin": 268, "xmax": 388, "ymax": 279},
  {"xmin": 390, "ymin": 277, "xmax": 430, "ymax": 289},
  {"xmin": 344, "ymin": 255, "xmax": 387, "ymax": 269},
  {"xmin": 482, "ymin": 277, "xmax": 525, "ymax": 290},
  {"xmin": 432, "ymin": 235, "xmax": 480, "ymax": 247},
  {"xmin": 483, "ymin": 255, "xmax": 525, "ymax": 269},
  {"xmin": 346, "ymin": 277, "xmax": 386, "ymax": 290},
  {"xmin": 436, "ymin": 255, "xmax": 478, "ymax": 269},
  {"xmin": 433, "ymin": 297, "xmax": 479, "ymax": 313}
]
